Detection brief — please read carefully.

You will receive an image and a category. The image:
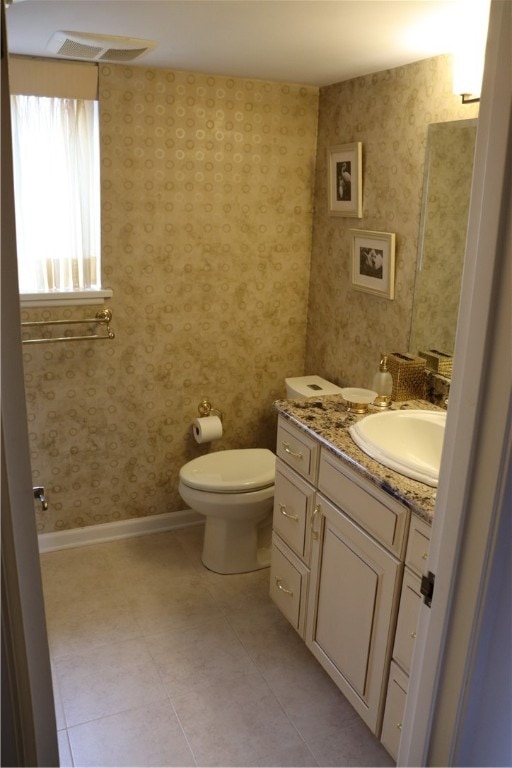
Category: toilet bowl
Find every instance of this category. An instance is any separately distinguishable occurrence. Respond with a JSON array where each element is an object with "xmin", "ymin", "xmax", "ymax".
[{"xmin": 179, "ymin": 448, "xmax": 276, "ymax": 574}]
